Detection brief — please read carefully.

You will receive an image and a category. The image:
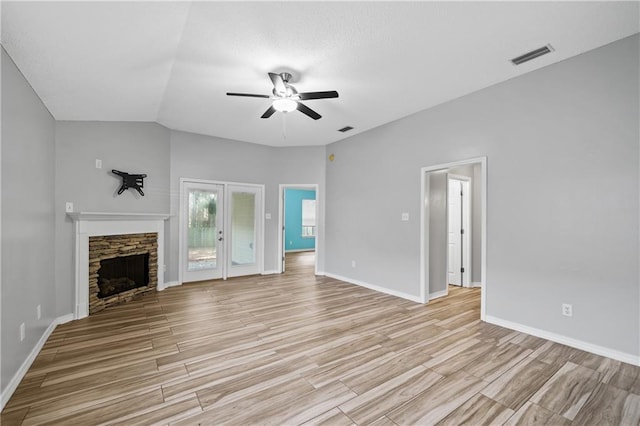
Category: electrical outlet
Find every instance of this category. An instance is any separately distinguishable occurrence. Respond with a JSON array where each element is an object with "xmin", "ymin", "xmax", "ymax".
[
  {"xmin": 95, "ymin": 159, "xmax": 102, "ymax": 169},
  {"xmin": 401, "ymin": 212, "xmax": 409, "ymax": 221},
  {"xmin": 37, "ymin": 304, "xmax": 41, "ymax": 320},
  {"xmin": 351, "ymin": 260, "xmax": 356, "ymax": 268},
  {"xmin": 562, "ymin": 303, "xmax": 573, "ymax": 317},
  {"xmin": 65, "ymin": 202, "xmax": 74, "ymax": 213},
  {"xmin": 20, "ymin": 323, "xmax": 25, "ymax": 341}
]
